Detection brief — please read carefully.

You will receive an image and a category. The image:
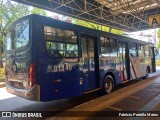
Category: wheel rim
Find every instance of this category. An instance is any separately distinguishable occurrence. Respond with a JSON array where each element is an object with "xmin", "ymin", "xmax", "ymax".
[{"xmin": 105, "ymin": 78, "xmax": 113, "ymax": 93}]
